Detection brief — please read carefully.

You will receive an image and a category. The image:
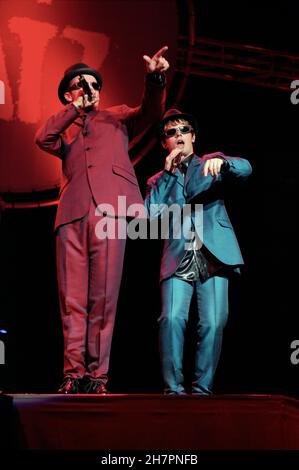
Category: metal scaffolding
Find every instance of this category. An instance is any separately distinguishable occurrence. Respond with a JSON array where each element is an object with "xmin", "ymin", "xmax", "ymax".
[{"xmin": 176, "ymin": 35, "xmax": 299, "ymax": 91}]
